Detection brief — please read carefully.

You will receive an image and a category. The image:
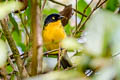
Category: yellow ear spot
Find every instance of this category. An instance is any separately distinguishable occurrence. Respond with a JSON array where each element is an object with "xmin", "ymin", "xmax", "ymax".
[{"xmin": 52, "ymin": 17, "xmax": 55, "ymax": 20}]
